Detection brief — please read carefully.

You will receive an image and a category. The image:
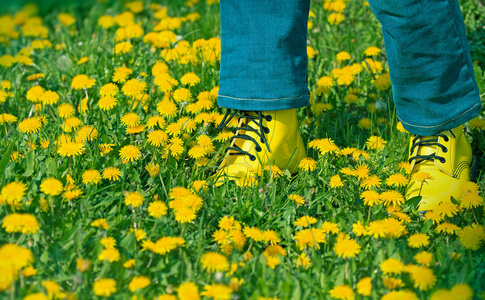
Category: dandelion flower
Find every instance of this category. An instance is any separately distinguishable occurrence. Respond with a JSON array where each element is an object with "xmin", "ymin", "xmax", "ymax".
[
  {"xmin": 125, "ymin": 191, "xmax": 144, "ymax": 208},
  {"xmin": 407, "ymin": 233, "xmax": 430, "ymax": 248},
  {"xmin": 298, "ymin": 157, "xmax": 317, "ymax": 172},
  {"xmin": 98, "ymin": 248, "xmax": 120, "ymax": 262},
  {"xmin": 119, "ymin": 145, "xmax": 141, "ymax": 162},
  {"xmin": 458, "ymin": 223, "xmax": 485, "ymax": 250},
  {"xmin": 112, "ymin": 66, "xmax": 133, "ymax": 83},
  {"xmin": 91, "ymin": 218, "xmax": 109, "ymax": 230},
  {"xmin": 294, "ymin": 216, "xmax": 318, "ymax": 227},
  {"xmin": 114, "ymin": 41, "xmax": 132, "ymax": 55},
  {"xmin": 336, "ymin": 51, "xmax": 351, "ymax": 62},
  {"xmin": 82, "ymin": 169, "xmax": 102, "ymax": 185},
  {"xmin": 18, "ymin": 117, "xmax": 42, "ymax": 133},
  {"xmin": 98, "ymin": 95, "xmax": 117, "ymax": 111},
  {"xmin": 450, "ymin": 283, "xmax": 473, "ymax": 300},
  {"xmin": 294, "ymin": 228, "xmax": 326, "ymax": 250},
  {"xmin": 71, "ymin": 74, "xmax": 96, "ymax": 90},
  {"xmin": 334, "ymin": 238, "xmax": 361, "ymax": 259},
  {"xmin": 414, "ymin": 251, "xmax": 433, "ymax": 266},
  {"xmin": 386, "ymin": 174, "xmax": 407, "ymax": 187},
  {"xmin": 177, "ymin": 282, "xmax": 200, "ymax": 300},
  {"xmin": 2, "ymin": 213, "xmax": 40, "ymax": 234},
  {"xmin": 364, "ymin": 46, "xmax": 381, "ymax": 56},
  {"xmin": 93, "ymin": 278, "xmax": 117, "ymax": 297},
  {"xmin": 128, "ymin": 276, "xmax": 150, "ymax": 292},
  {"xmin": 58, "ymin": 141, "xmax": 84, "ymax": 157},
  {"xmin": 148, "ymin": 201, "xmax": 168, "ymax": 218},
  {"xmin": 120, "ymin": 112, "xmax": 140, "ymax": 128},
  {"xmin": 180, "ymin": 72, "xmax": 200, "ymax": 86},
  {"xmin": 406, "ymin": 265, "xmax": 436, "ymax": 291},
  {"xmin": 200, "ymin": 252, "xmax": 229, "ymax": 273},
  {"xmin": 122, "ymin": 78, "xmax": 146, "ymax": 98},
  {"xmin": 380, "ymin": 190, "xmax": 404, "ymax": 207},
  {"xmin": 329, "ymin": 284, "xmax": 354, "ymax": 300},
  {"xmin": 329, "ymin": 174, "xmax": 344, "ymax": 188},
  {"xmin": 289, "ymin": 194, "xmax": 305, "ymax": 206},
  {"xmin": 380, "ymin": 258, "xmax": 404, "ymax": 275},
  {"xmin": 1, "ymin": 181, "xmax": 27, "ymax": 204},
  {"xmin": 435, "ymin": 222, "xmax": 460, "ymax": 235},
  {"xmin": 366, "ymin": 136, "xmax": 386, "ymax": 150},
  {"xmin": 356, "ymin": 277, "xmax": 372, "ymax": 296},
  {"xmin": 460, "ymin": 192, "xmax": 483, "ymax": 209},
  {"xmin": 102, "ymin": 167, "xmax": 121, "ymax": 181},
  {"xmin": 40, "ymin": 178, "xmax": 63, "ymax": 196},
  {"xmin": 381, "ymin": 290, "xmax": 418, "ymax": 300},
  {"xmin": 147, "ymin": 130, "xmax": 169, "ymax": 147}
]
